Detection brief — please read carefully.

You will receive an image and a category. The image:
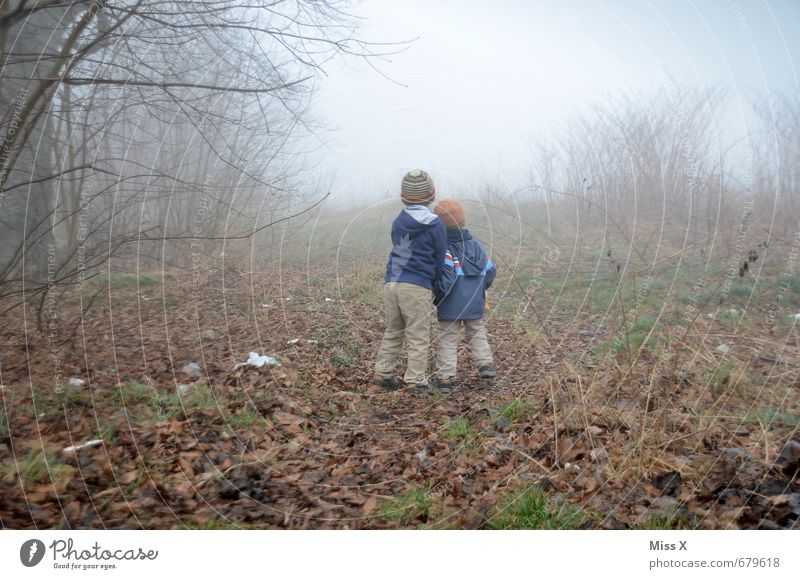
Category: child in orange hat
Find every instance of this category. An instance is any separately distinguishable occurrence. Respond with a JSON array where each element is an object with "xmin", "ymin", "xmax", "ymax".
[{"xmin": 432, "ymin": 199, "xmax": 496, "ymax": 393}]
